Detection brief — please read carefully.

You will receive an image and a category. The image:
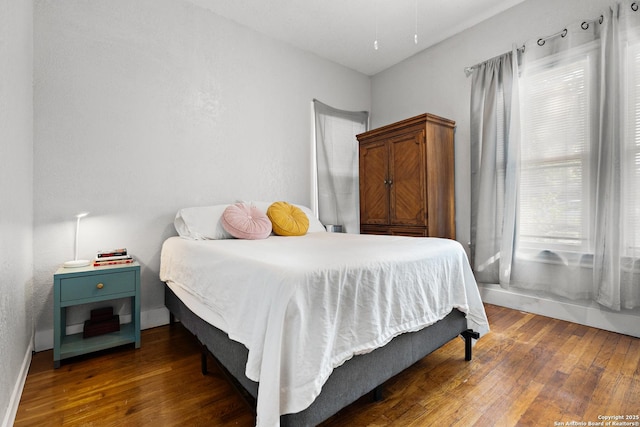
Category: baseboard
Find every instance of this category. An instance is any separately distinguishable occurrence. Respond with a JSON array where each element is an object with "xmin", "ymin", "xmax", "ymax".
[
  {"xmin": 141, "ymin": 306, "xmax": 171, "ymax": 329},
  {"xmin": 2, "ymin": 333, "xmax": 33, "ymax": 427},
  {"xmin": 479, "ymin": 283, "xmax": 640, "ymax": 338},
  {"xmin": 34, "ymin": 306, "xmax": 171, "ymax": 352}
]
